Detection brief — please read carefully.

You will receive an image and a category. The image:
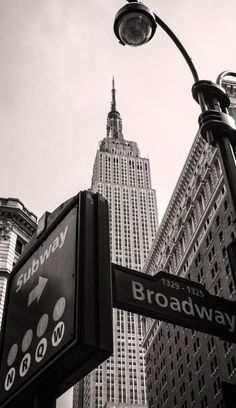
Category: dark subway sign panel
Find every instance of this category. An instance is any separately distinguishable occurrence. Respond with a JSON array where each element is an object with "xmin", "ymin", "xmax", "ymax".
[{"xmin": 0, "ymin": 192, "xmax": 113, "ymax": 408}]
